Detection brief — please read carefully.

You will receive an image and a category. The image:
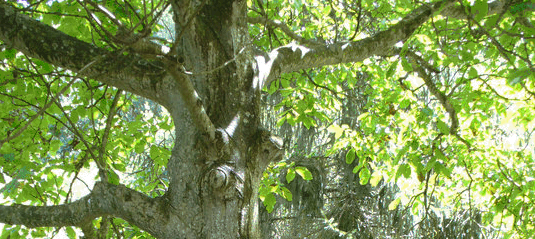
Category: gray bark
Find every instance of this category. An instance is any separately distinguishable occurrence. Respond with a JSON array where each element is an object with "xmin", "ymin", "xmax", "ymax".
[{"xmin": 0, "ymin": 0, "xmax": 507, "ymax": 237}]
